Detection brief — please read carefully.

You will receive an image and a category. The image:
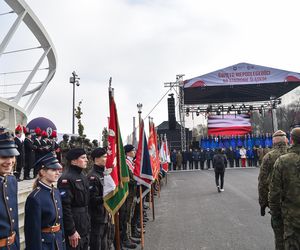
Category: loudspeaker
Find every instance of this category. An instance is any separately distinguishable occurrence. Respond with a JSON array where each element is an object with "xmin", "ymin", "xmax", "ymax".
[{"xmin": 168, "ymin": 97, "xmax": 176, "ymax": 130}]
